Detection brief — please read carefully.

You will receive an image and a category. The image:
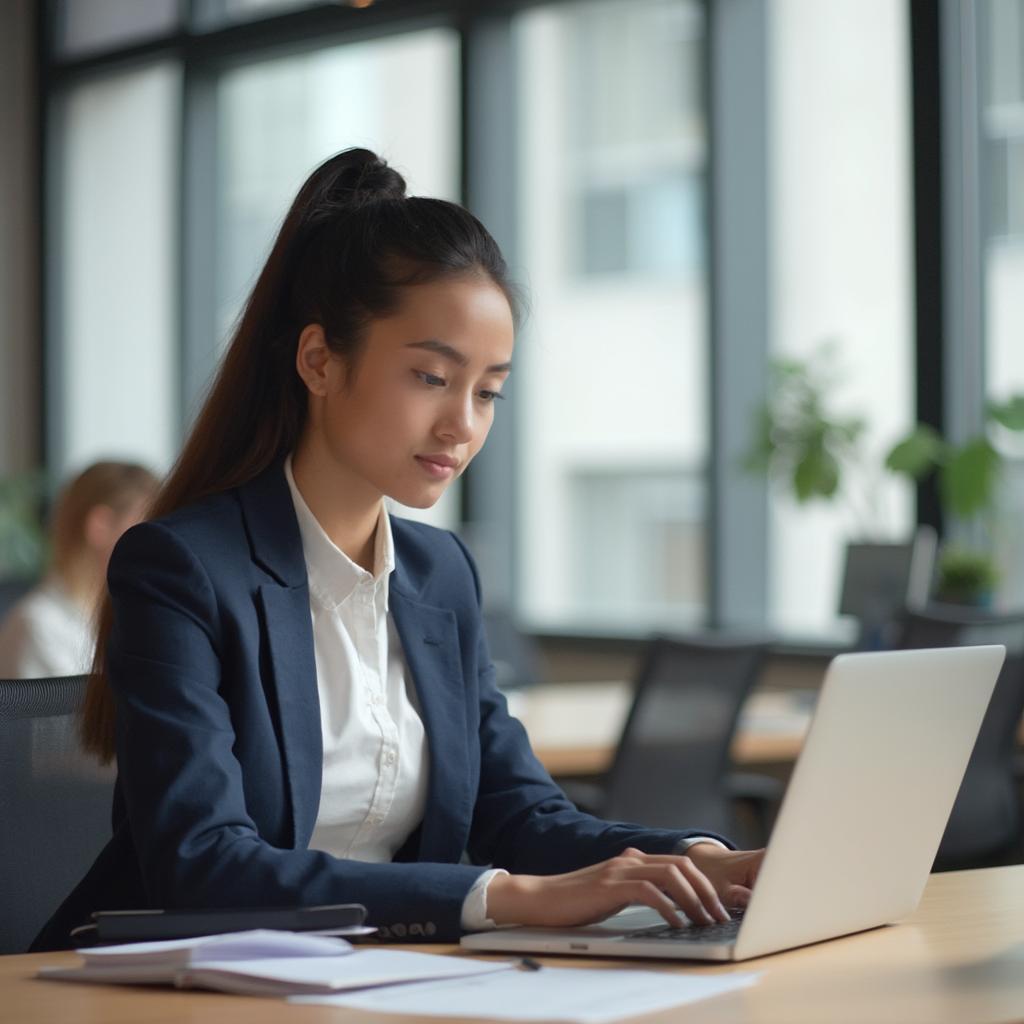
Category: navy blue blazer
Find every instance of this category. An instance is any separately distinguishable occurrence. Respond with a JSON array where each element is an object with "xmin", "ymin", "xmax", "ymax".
[{"xmin": 35, "ymin": 463, "xmax": 725, "ymax": 950}]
